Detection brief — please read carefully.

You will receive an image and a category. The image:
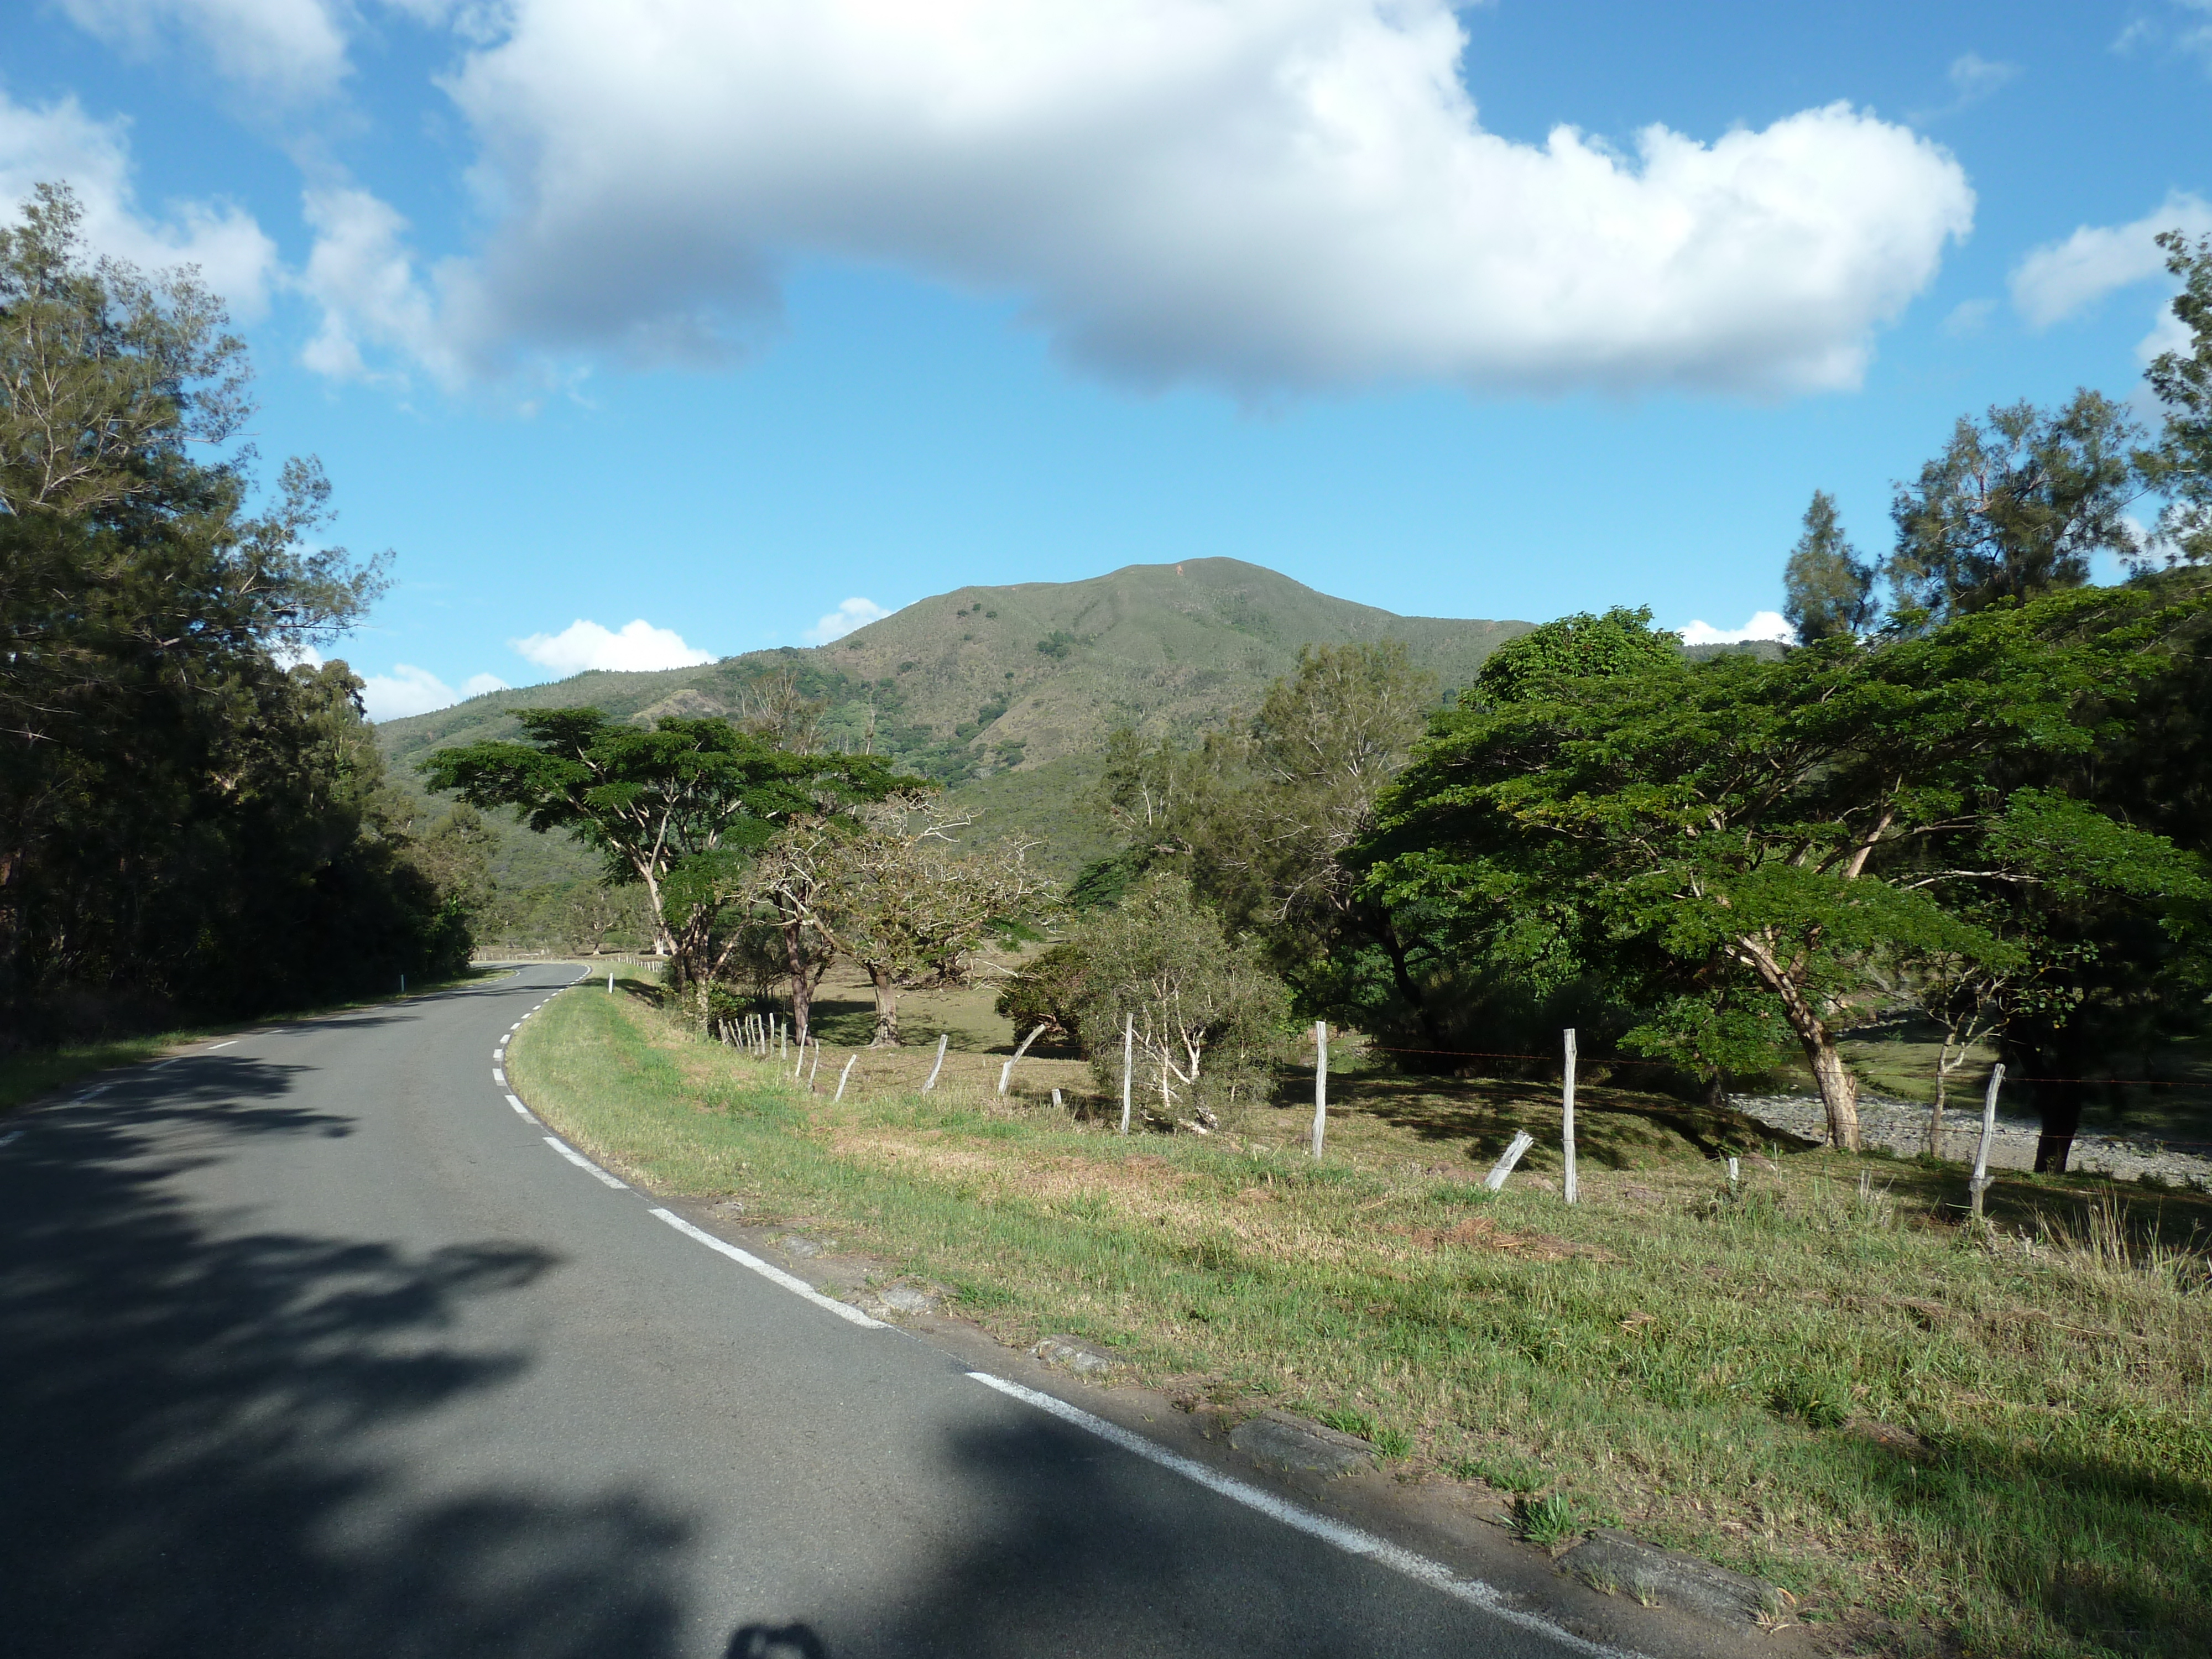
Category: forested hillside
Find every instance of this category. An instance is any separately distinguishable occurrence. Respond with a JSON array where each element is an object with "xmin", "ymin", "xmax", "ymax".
[{"xmin": 374, "ymin": 560, "xmax": 1532, "ymax": 906}]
